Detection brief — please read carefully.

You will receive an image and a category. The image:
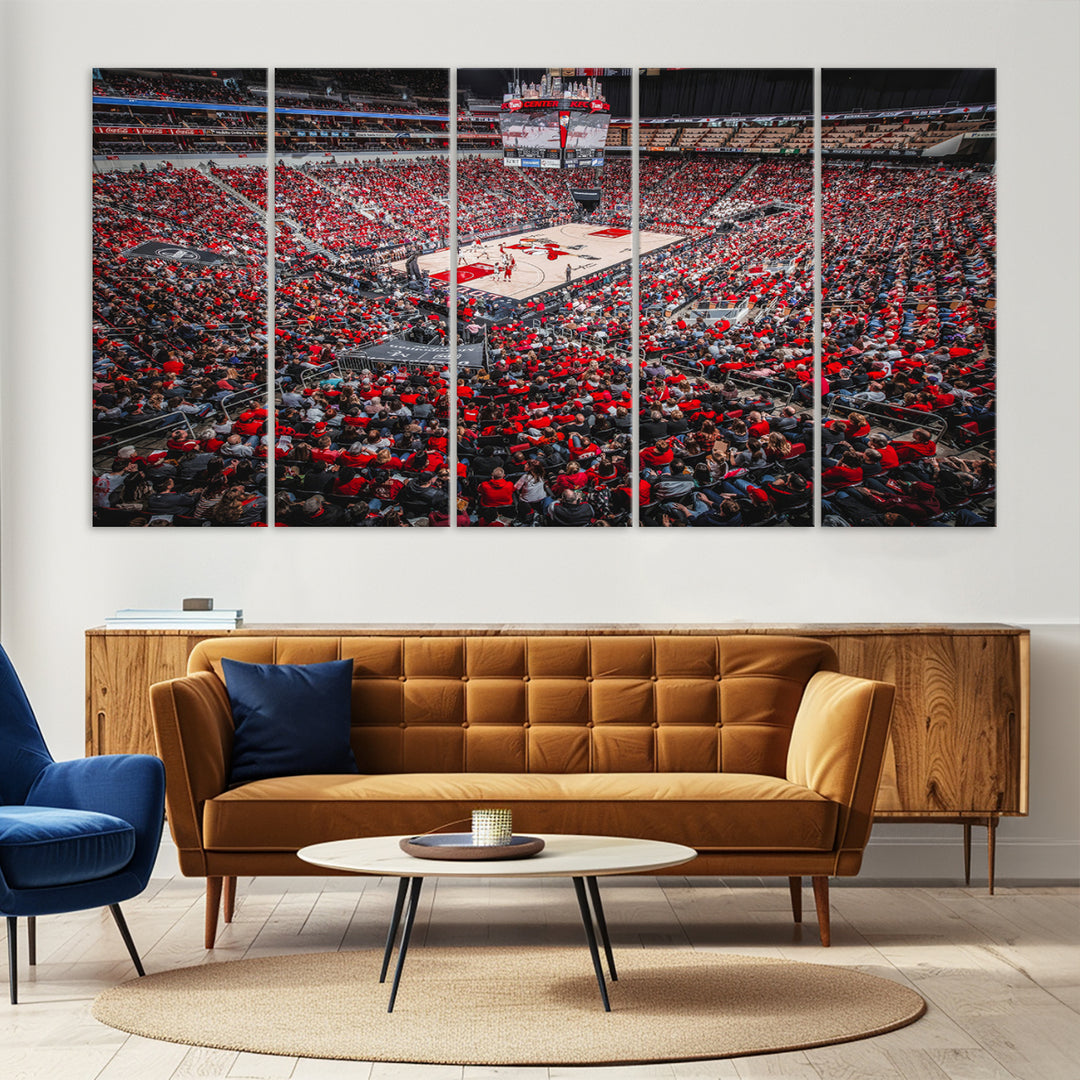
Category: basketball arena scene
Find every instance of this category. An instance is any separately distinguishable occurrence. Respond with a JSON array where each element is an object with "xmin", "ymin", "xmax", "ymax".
[{"xmin": 91, "ymin": 67, "xmax": 995, "ymax": 527}]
